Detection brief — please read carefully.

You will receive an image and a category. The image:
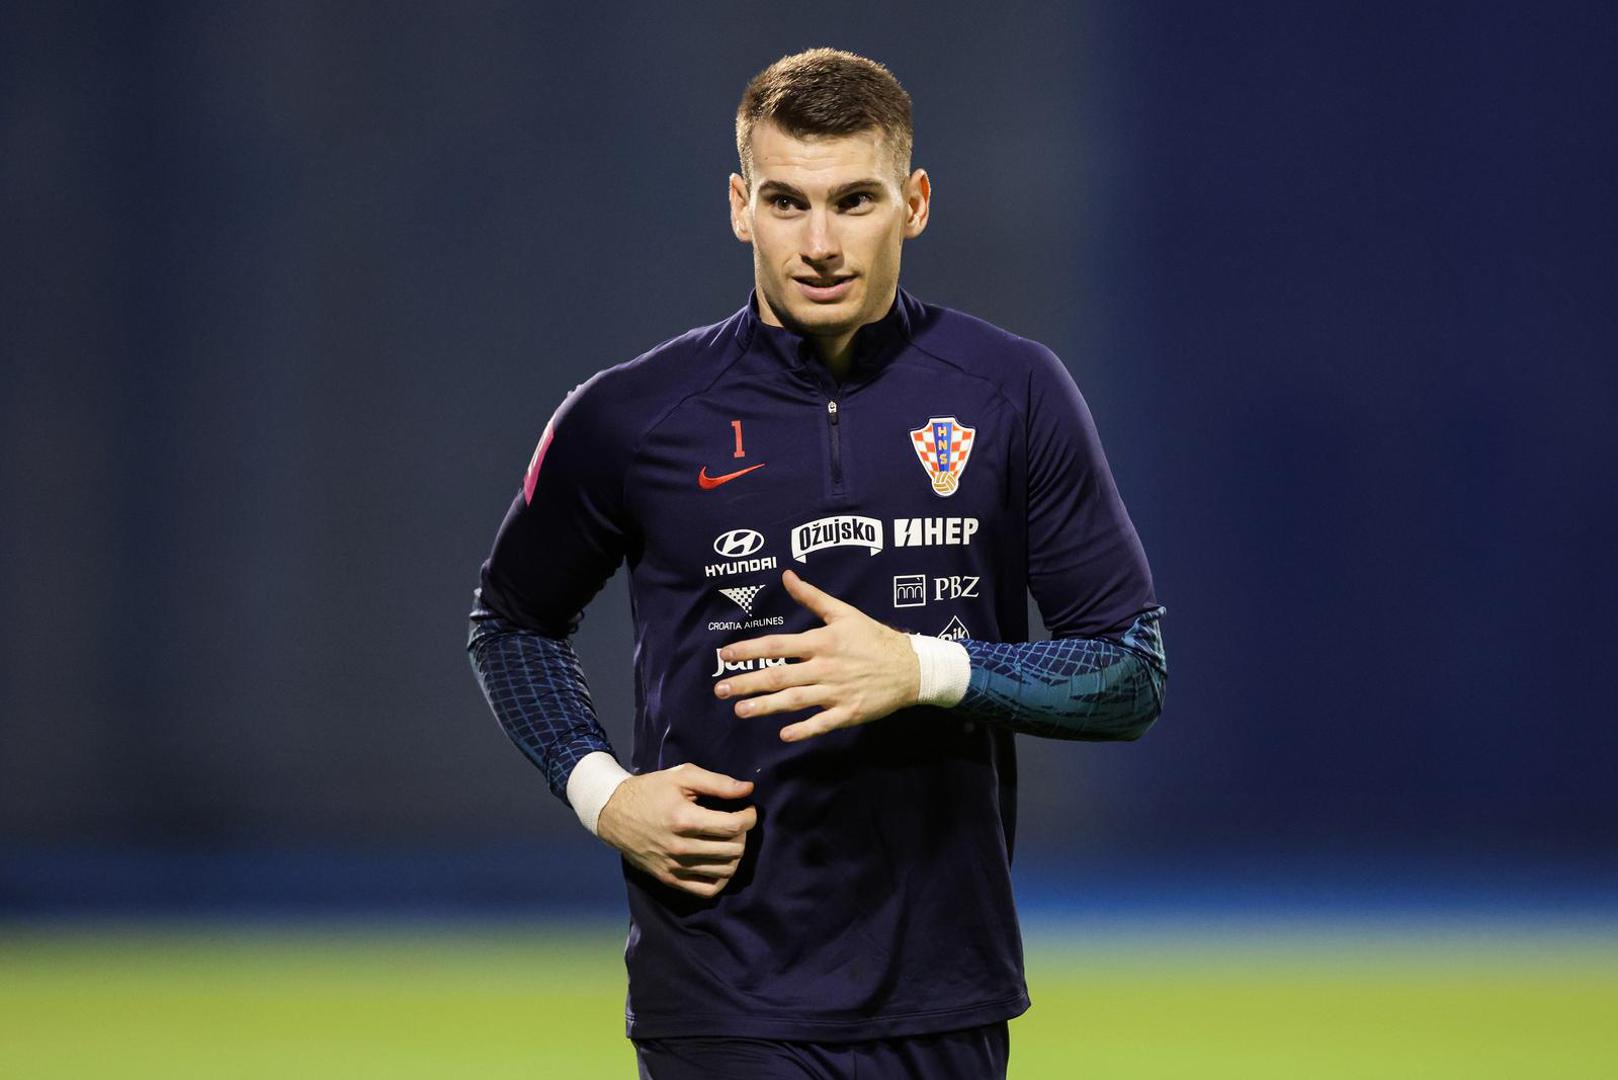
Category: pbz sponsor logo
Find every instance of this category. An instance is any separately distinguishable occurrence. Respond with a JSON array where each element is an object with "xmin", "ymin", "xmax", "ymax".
[
  {"xmin": 932, "ymin": 575, "xmax": 980, "ymax": 601},
  {"xmin": 791, "ymin": 515, "xmax": 883, "ymax": 562},
  {"xmin": 705, "ymin": 528, "xmax": 778, "ymax": 578},
  {"xmin": 892, "ymin": 517, "xmax": 979, "ymax": 547},
  {"xmin": 712, "ymin": 649, "xmax": 788, "ymax": 678},
  {"xmin": 892, "ymin": 574, "xmax": 979, "ymax": 608}
]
